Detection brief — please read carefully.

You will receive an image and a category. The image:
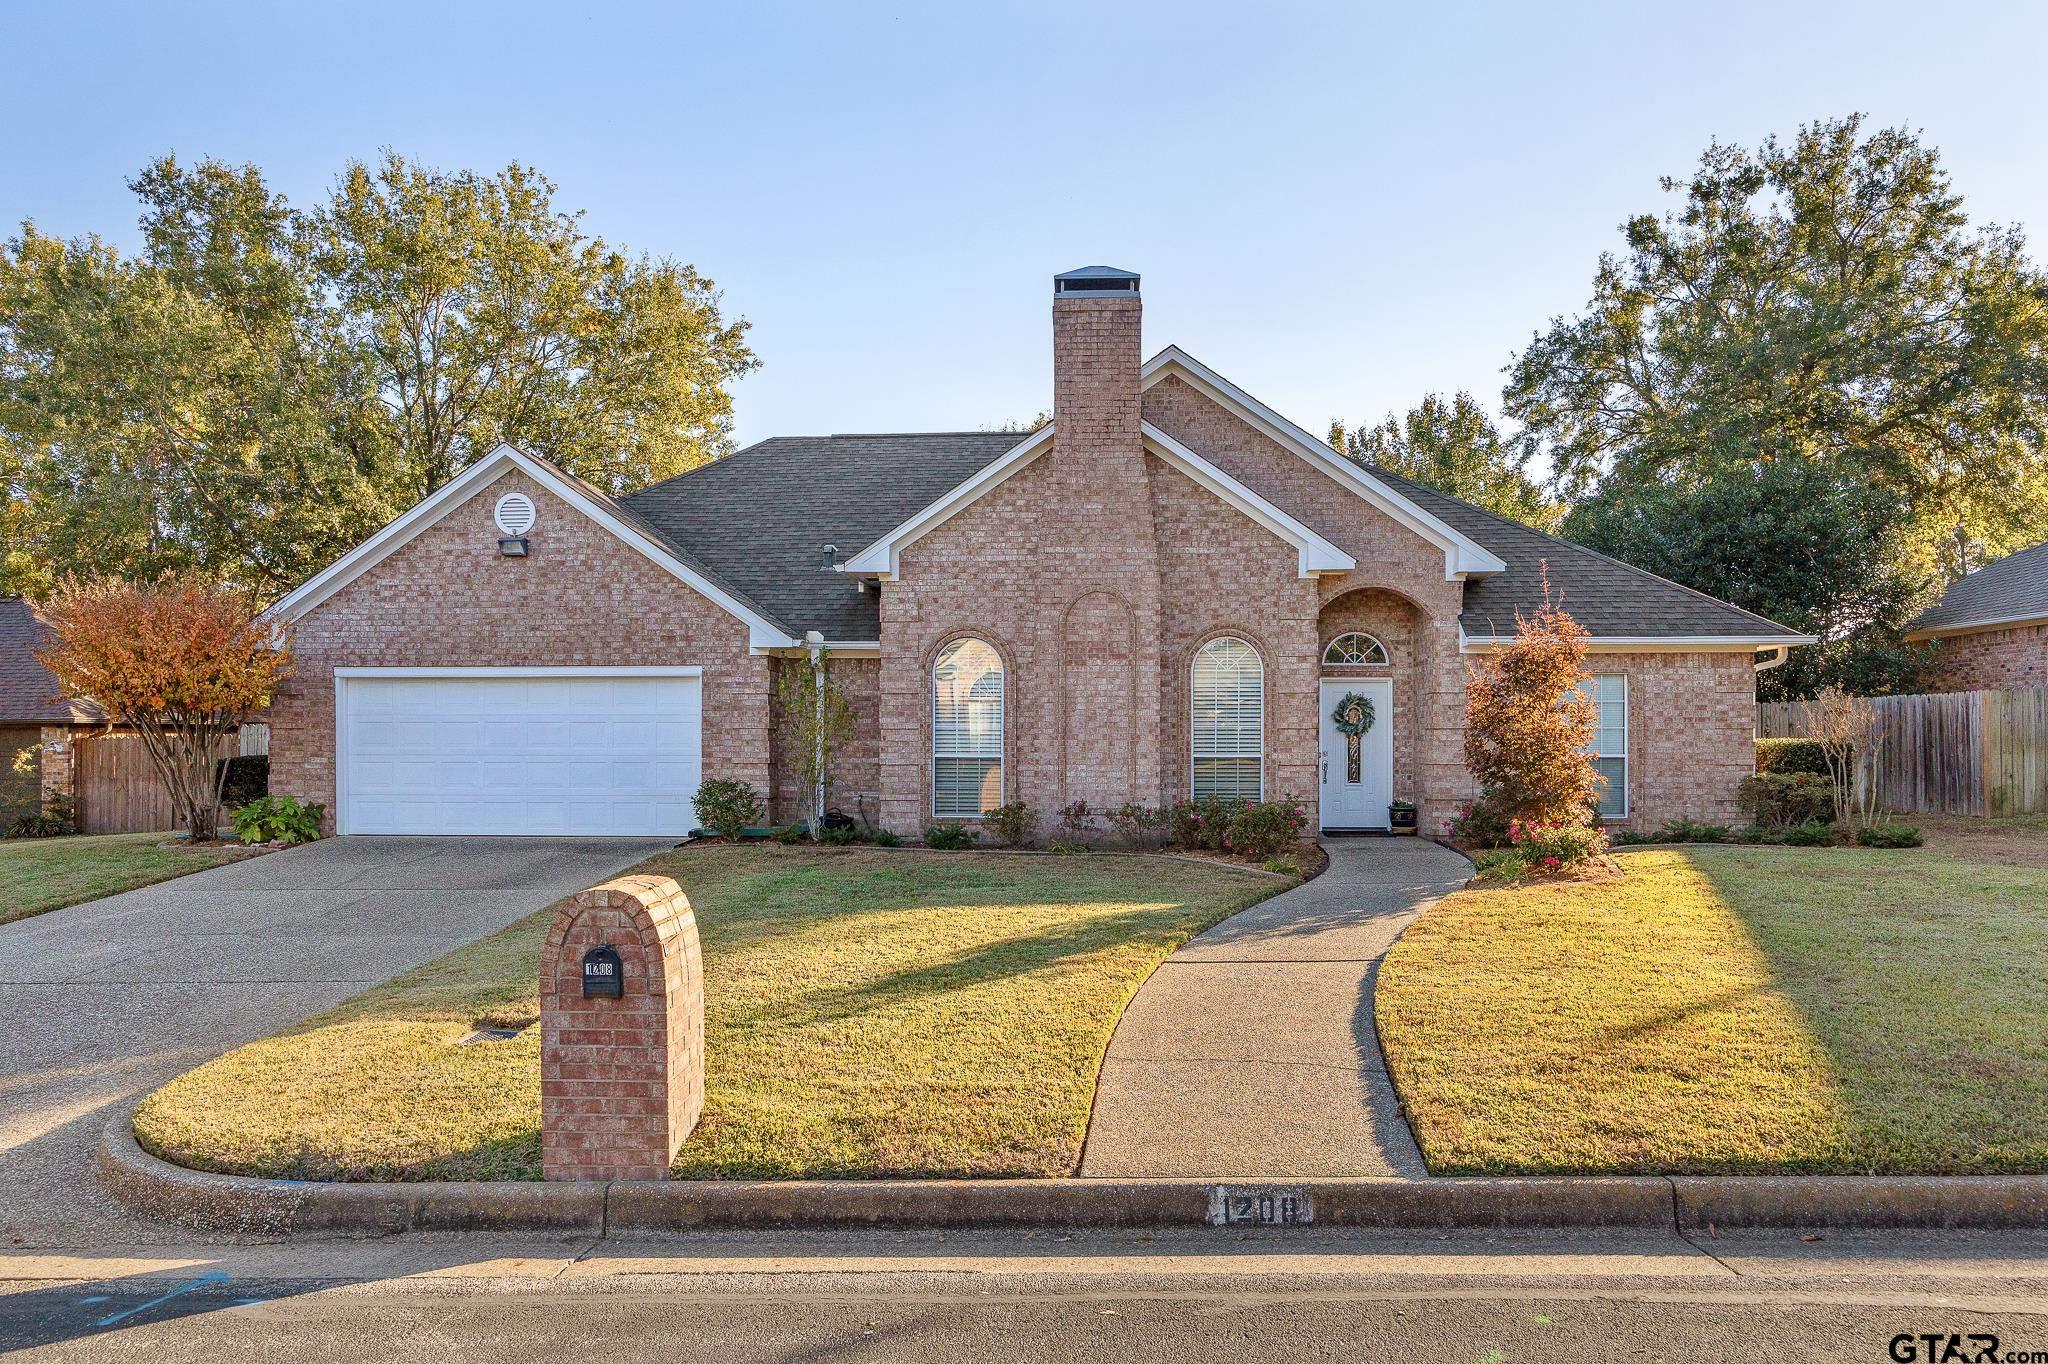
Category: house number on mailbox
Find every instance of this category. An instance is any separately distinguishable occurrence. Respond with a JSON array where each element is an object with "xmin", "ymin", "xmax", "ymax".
[{"xmin": 581, "ymin": 945, "xmax": 623, "ymax": 998}]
